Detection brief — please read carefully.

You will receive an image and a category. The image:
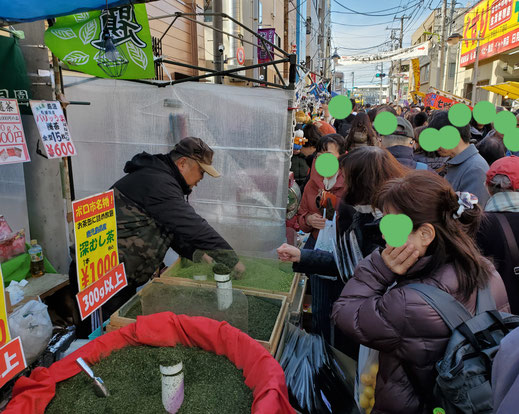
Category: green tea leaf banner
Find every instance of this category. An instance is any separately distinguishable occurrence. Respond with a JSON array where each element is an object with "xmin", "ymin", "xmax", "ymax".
[{"xmin": 44, "ymin": 4, "xmax": 155, "ymax": 79}]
